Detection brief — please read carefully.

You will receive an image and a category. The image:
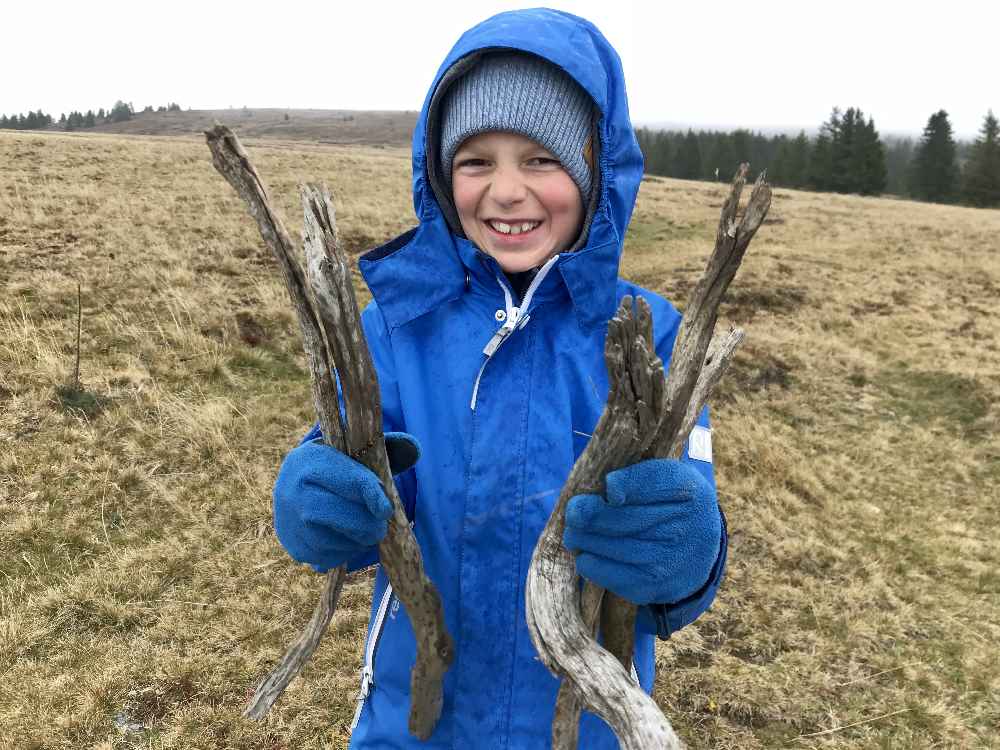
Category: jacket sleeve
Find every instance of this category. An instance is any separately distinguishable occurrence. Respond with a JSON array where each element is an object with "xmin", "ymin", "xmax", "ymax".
[
  {"xmin": 632, "ymin": 289, "xmax": 728, "ymax": 638},
  {"xmin": 289, "ymin": 300, "xmax": 417, "ymax": 573},
  {"xmin": 634, "ymin": 406, "xmax": 728, "ymax": 638}
]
